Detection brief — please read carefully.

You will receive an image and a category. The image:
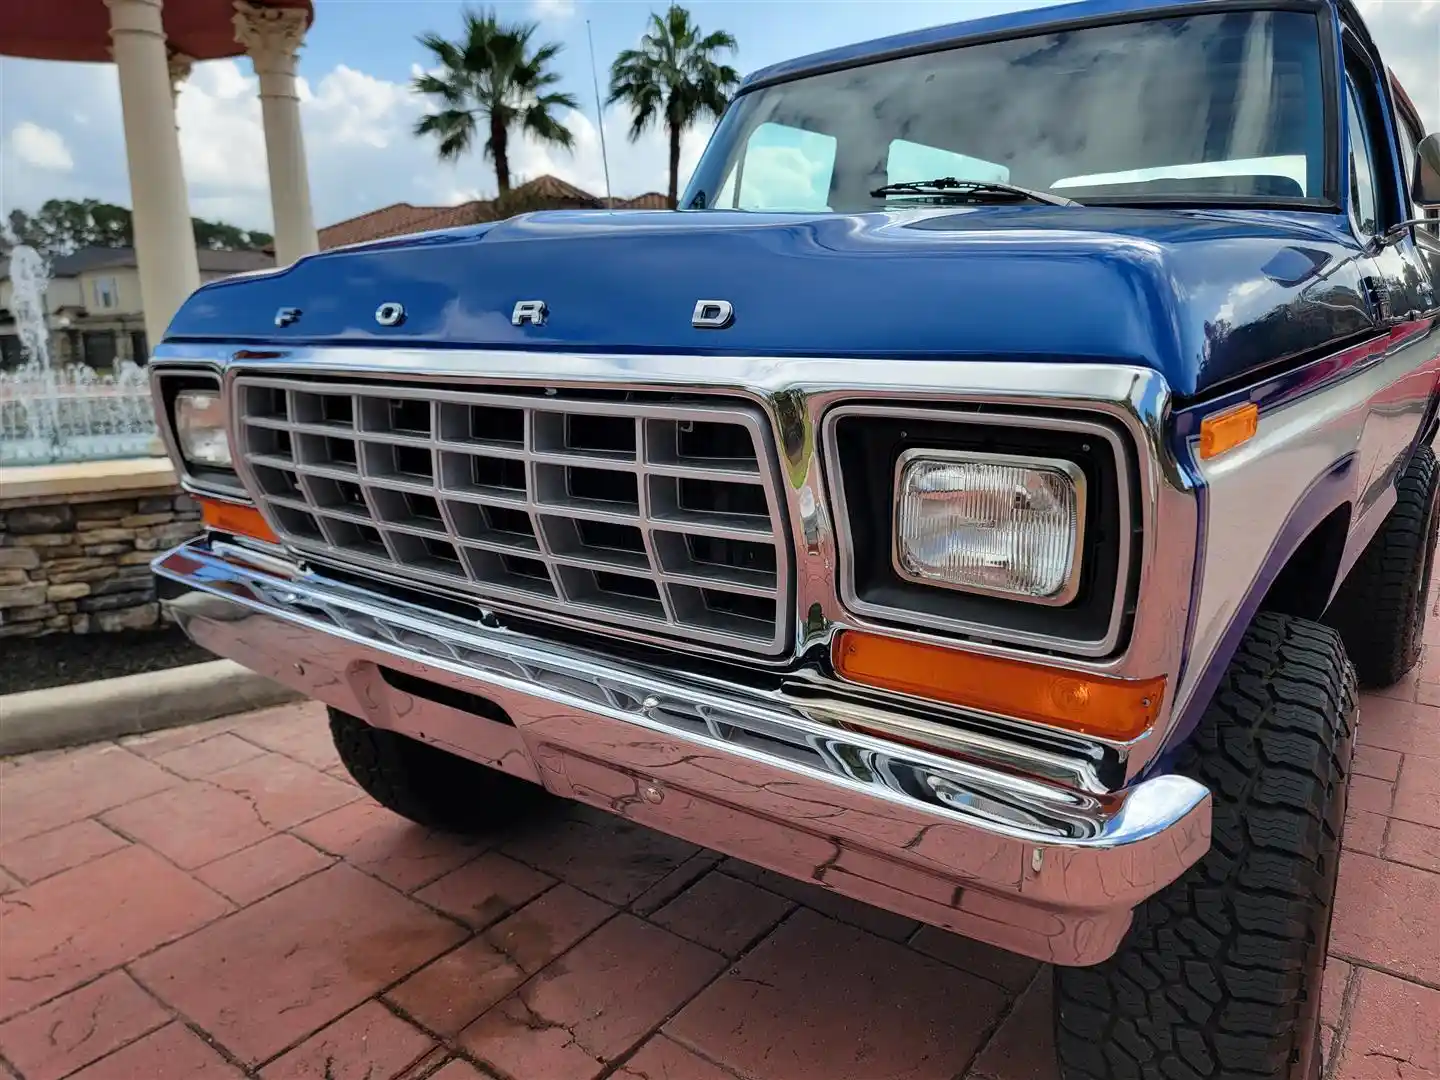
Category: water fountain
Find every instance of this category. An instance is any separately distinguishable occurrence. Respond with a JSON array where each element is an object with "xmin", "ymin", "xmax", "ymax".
[{"xmin": 0, "ymin": 244, "xmax": 160, "ymax": 465}]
